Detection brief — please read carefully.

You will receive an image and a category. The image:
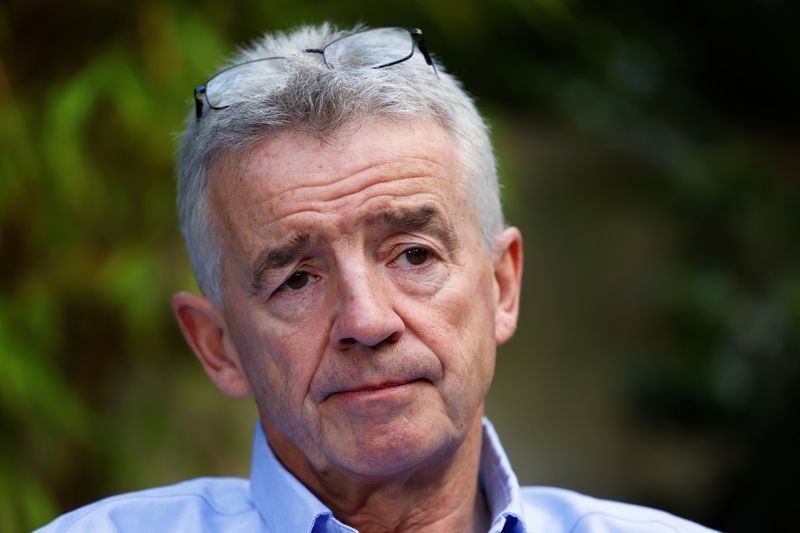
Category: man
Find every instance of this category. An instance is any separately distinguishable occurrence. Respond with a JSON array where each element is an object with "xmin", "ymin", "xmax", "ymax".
[{"xmin": 40, "ymin": 24, "xmax": 715, "ymax": 532}]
